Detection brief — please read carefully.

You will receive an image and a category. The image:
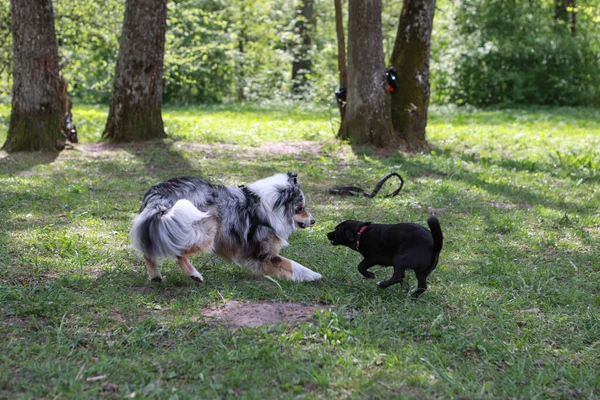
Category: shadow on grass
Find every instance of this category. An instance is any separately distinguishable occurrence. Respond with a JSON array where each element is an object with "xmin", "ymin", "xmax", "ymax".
[
  {"xmin": 1, "ymin": 139, "xmax": 595, "ymax": 302},
  {"xmin": 344, "ymin": 144, "xmax": 596, "ymax": 216},
  {"xmin": 0, "ymin": 151, "xmax": 59, "ymax": 176},
  {"xmin": 86, "ymin": 139, "xmax": 199, "ymax": 181}
]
